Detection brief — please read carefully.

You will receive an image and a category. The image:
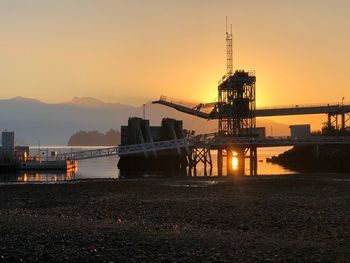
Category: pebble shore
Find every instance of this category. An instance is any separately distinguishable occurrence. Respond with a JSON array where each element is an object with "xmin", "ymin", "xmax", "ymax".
[{"xmin": 0, "ymin": 174, "xmax": 349, "ymax": 262}]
